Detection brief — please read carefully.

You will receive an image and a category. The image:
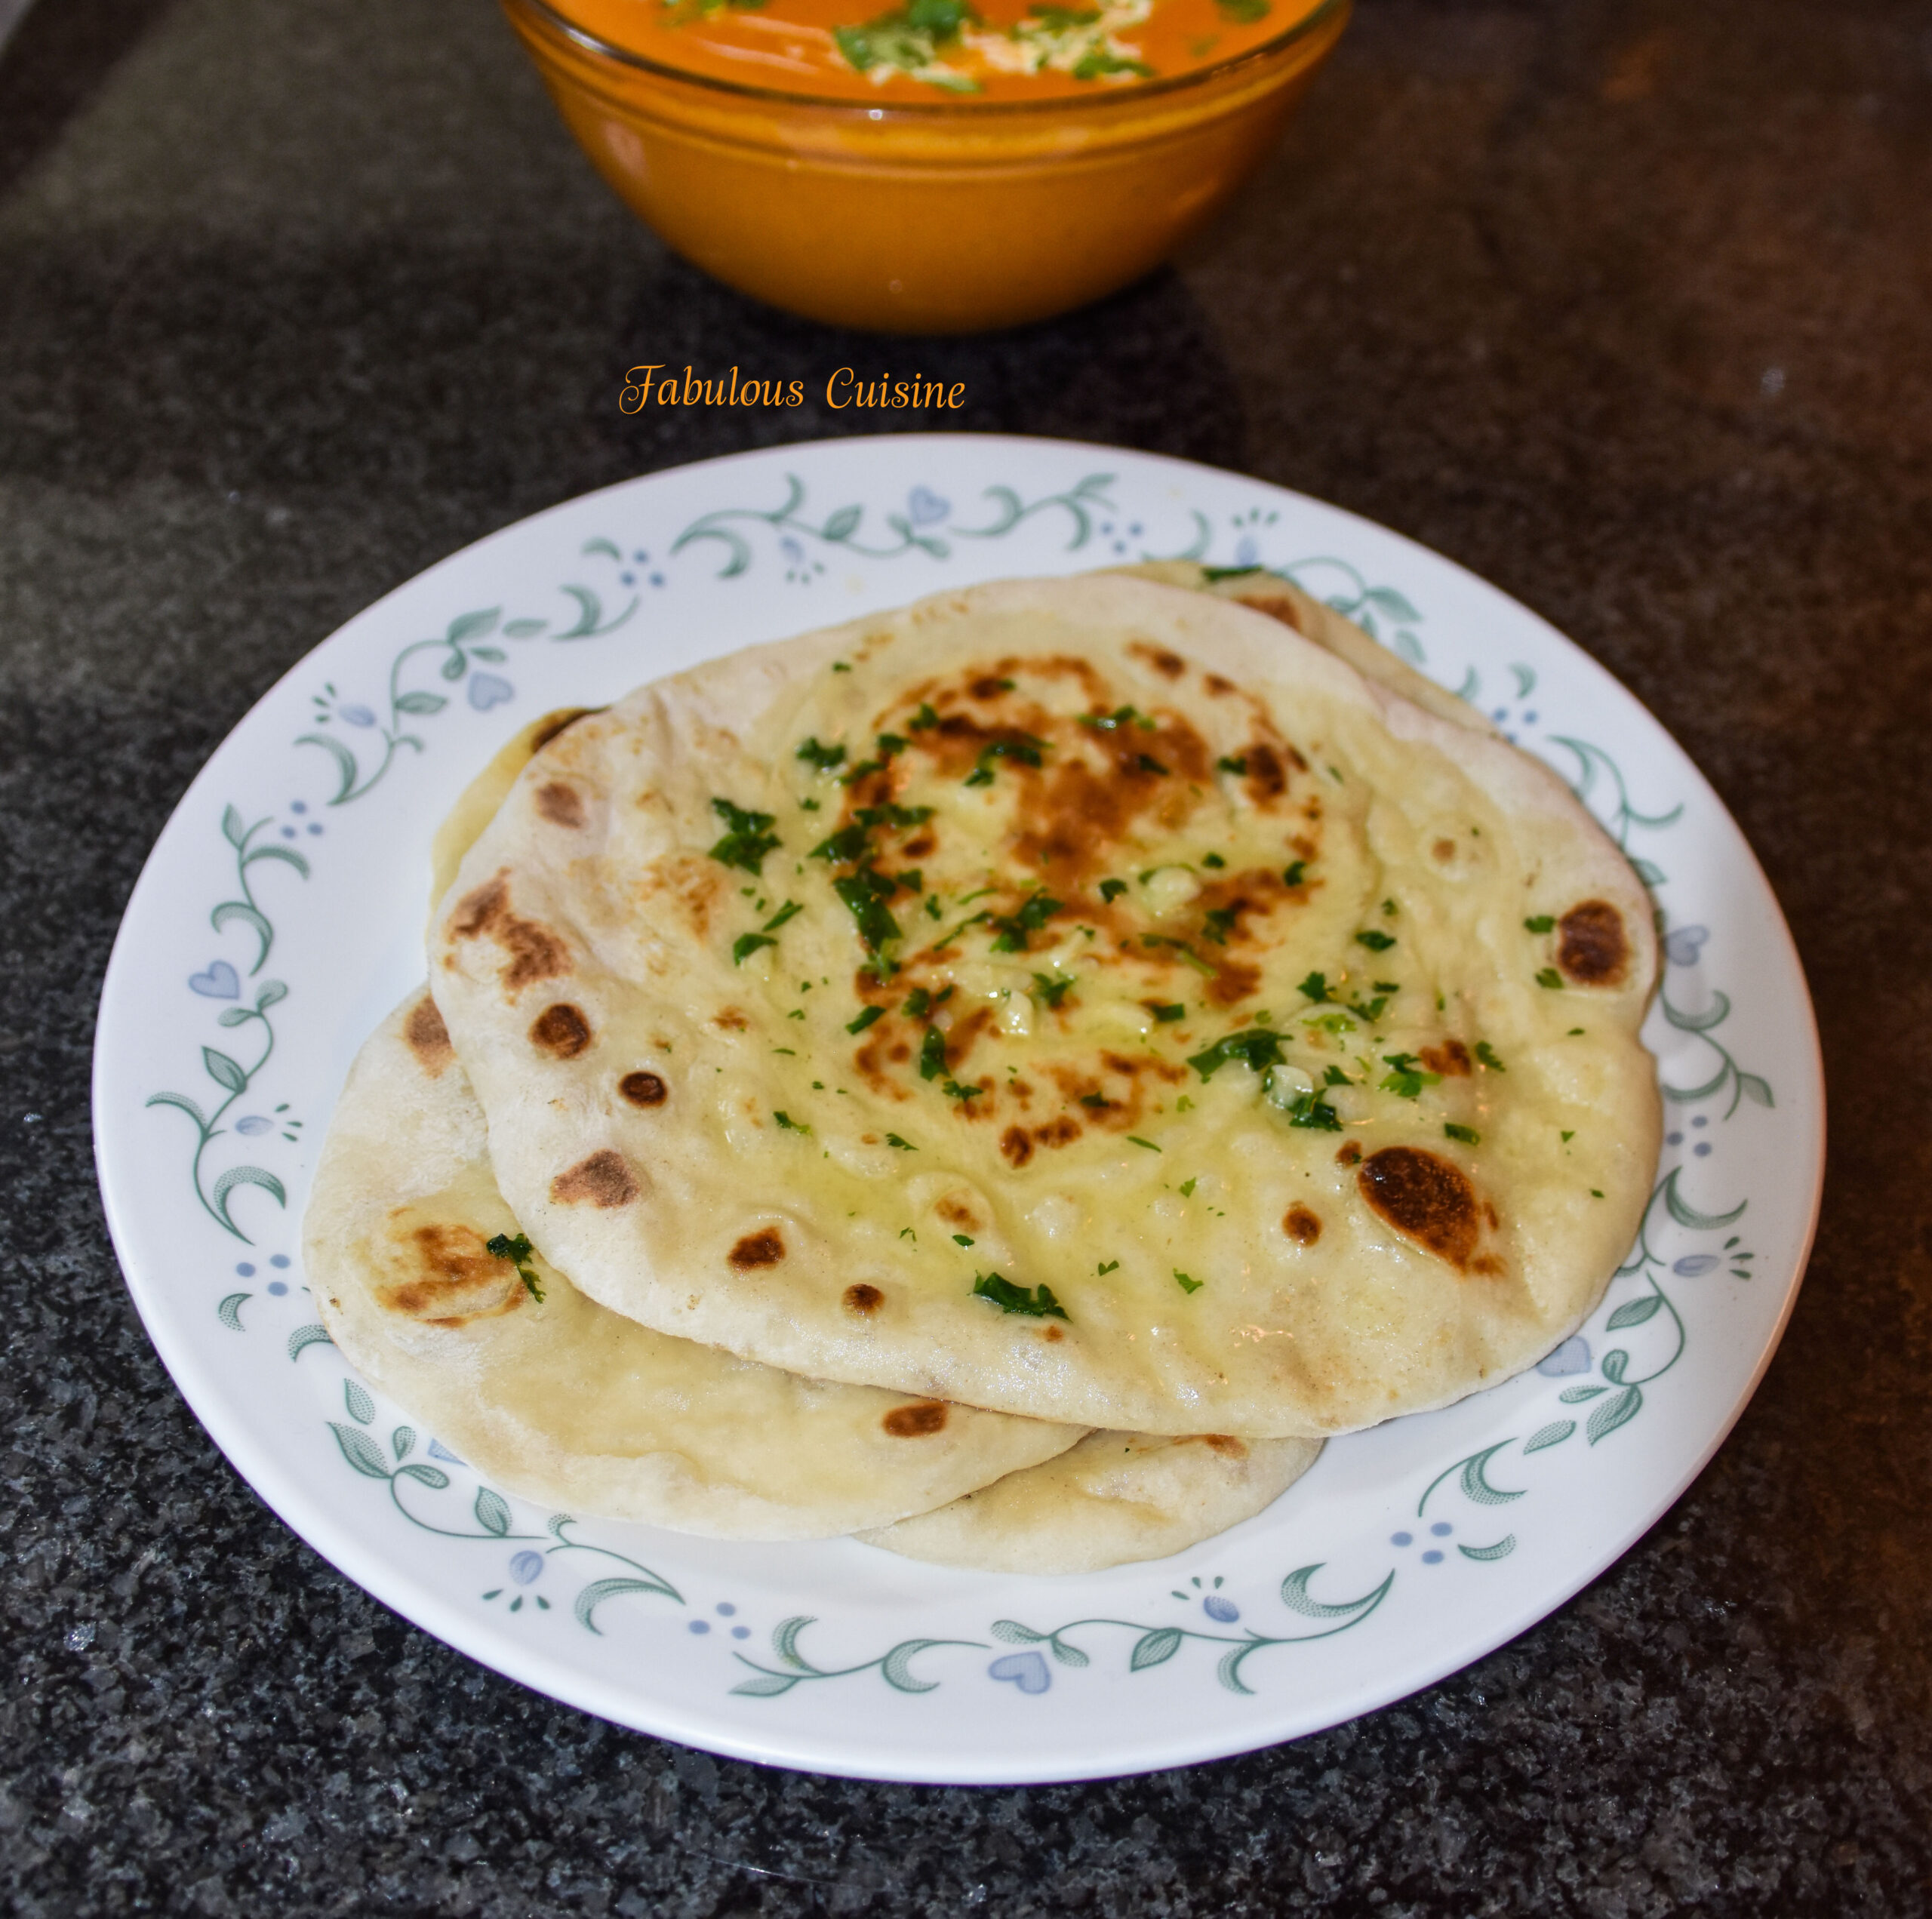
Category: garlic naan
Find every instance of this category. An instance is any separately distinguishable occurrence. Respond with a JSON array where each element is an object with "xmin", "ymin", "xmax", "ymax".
[
  {"xmin": 429, "ymin": 575, "xmax": 1659, "ymax": 1438},
  {"xmin": 303, "ymin": 994, "xmax": 1082, "ymax": 1539}
]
